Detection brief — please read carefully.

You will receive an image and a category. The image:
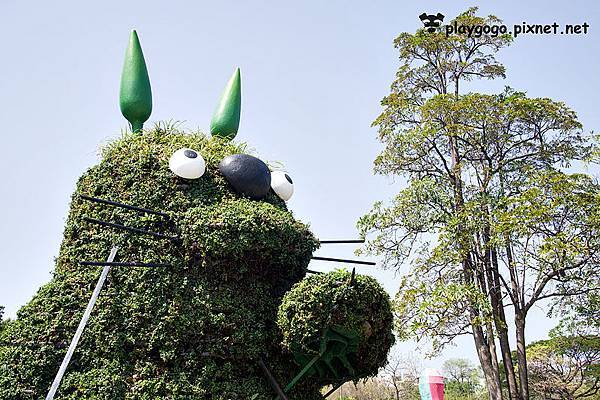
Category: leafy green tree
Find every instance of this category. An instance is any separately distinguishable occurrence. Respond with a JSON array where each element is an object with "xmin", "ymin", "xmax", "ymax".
[
  {"xmin": 527, "ymin": 335, "xmax": 600, "ymax": 399},
  {"xmin": 443, "ymin": 358, "xmax": 485, "ymax": 400},
  {"xmin": 332, "ymin": 378, "xmax": 395, "ymax": 400},
  {"xmin": 328, "ymin": 352, "xmax": 421, "ymax": 400},
  {"xmin": 358, "ymin": 8, "xmax": 599, "ymax": 400},
  {"xmin": 381, "ymin": 352, "xmax": 421, "ymax": 400},
  {"xmin": 0, "ymin": 306, "xmax": 9, "ymax": 350},
  {"xmin": 493, "ymin": 170, "xmax": 600, "ymax": 400}
]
